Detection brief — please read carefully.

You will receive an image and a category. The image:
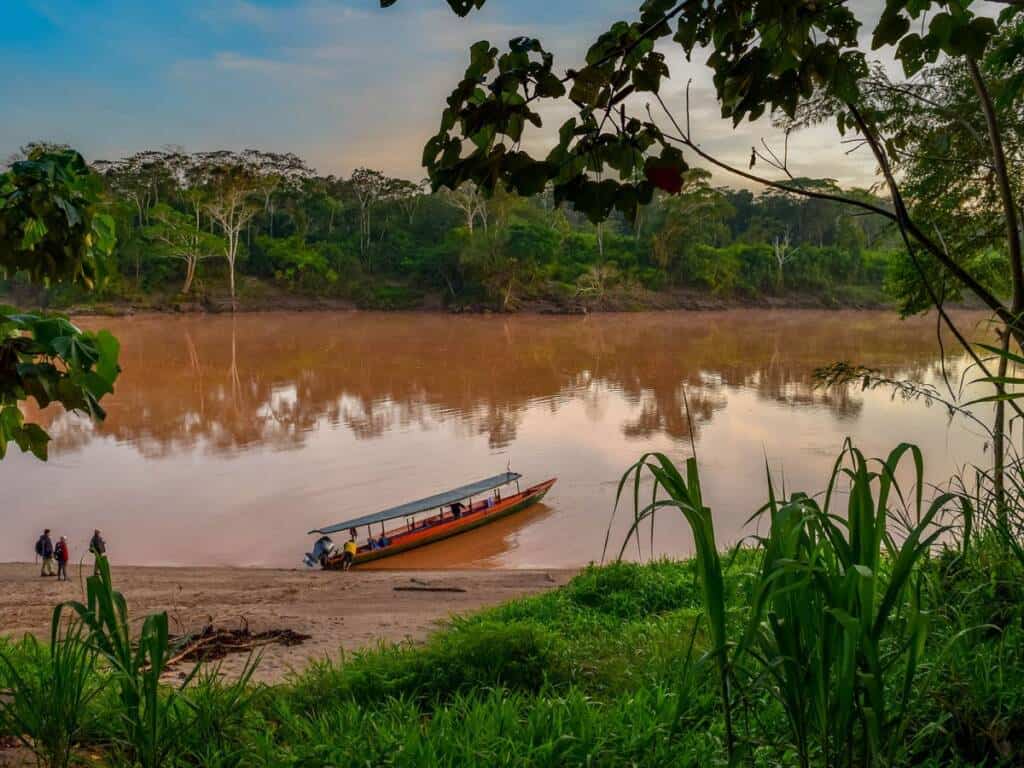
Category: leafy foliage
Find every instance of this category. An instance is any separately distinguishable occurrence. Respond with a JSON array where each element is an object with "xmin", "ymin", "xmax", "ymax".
[
  {"xmin": 614, "ymin": 440, "xmax": 957, "ymax": 765},
  {"xmin": 0, "ymin": 309, "xmax": 120, "ymax": 460},
  {"xmin": 0, "ymin": 148, "xmax": 116, "ymax": 287},
  {"xmin": 0, "ymin": 144, "xmax": 905, "ymax": 315},
  {"xmin": 0, "ymin": 148, "xmax": 122, "ymax": 462}
]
